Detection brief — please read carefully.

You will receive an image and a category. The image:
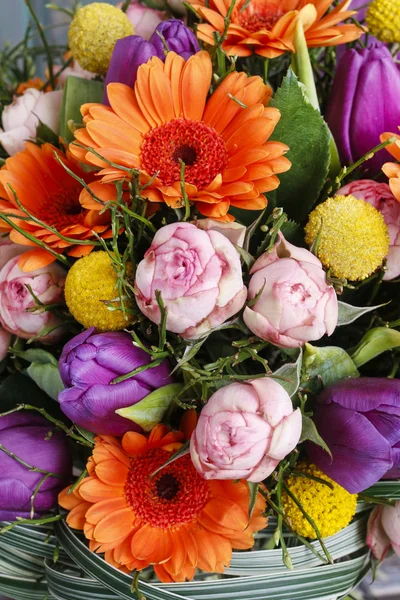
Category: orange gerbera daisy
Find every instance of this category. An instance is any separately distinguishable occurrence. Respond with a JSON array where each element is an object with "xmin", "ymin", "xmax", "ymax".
[
  {"xmin": 0, "ymin": 143, "xmax": 120, "ymax": 271},
  {"xmin": 381, "ymin": 131, "xmax": 400, "ymax": 201},
  {"xmin": 188, "ymin": 0, "xmax": 362, "ymax": 58},
  {"xmin": 69, "ymin": 51, "xmax": 291, "ymax": 221},
  {"xmin": 59, "ymin": 423, "xmax": 267, "ymax": 583}
]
